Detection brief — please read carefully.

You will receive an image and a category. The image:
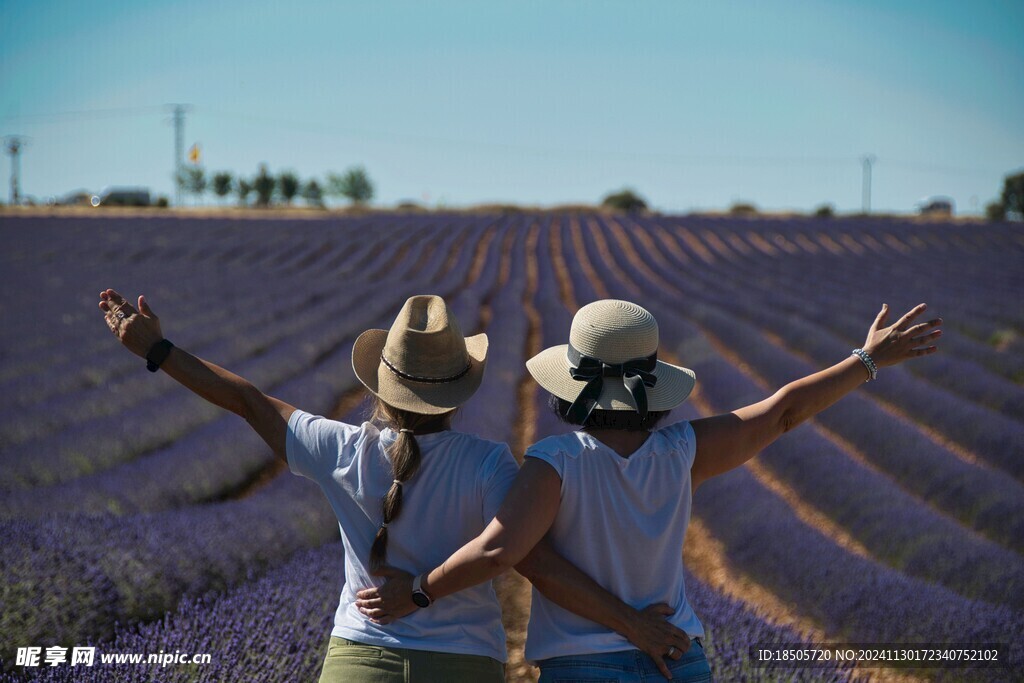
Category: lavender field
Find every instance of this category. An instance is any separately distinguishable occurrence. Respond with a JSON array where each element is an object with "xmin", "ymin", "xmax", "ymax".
[{"xmin": 1, "ymin": 212, "xmax": 1022, "ymax": 682}]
